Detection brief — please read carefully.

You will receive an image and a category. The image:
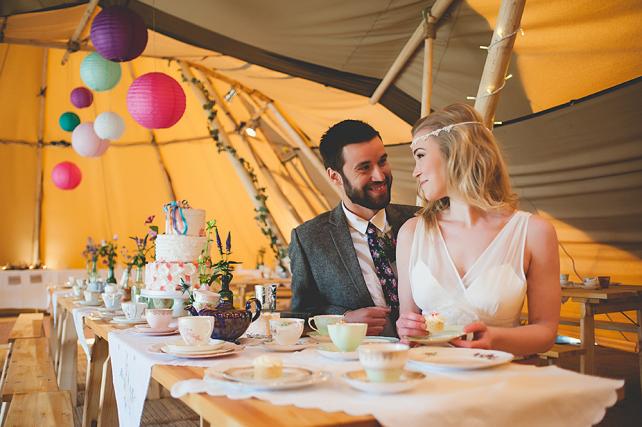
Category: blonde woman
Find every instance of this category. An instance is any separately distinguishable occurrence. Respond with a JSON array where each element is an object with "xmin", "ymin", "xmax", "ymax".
[{"xmin": 395, "ymin": 103, "xmax": 560, "ymax": 355}]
